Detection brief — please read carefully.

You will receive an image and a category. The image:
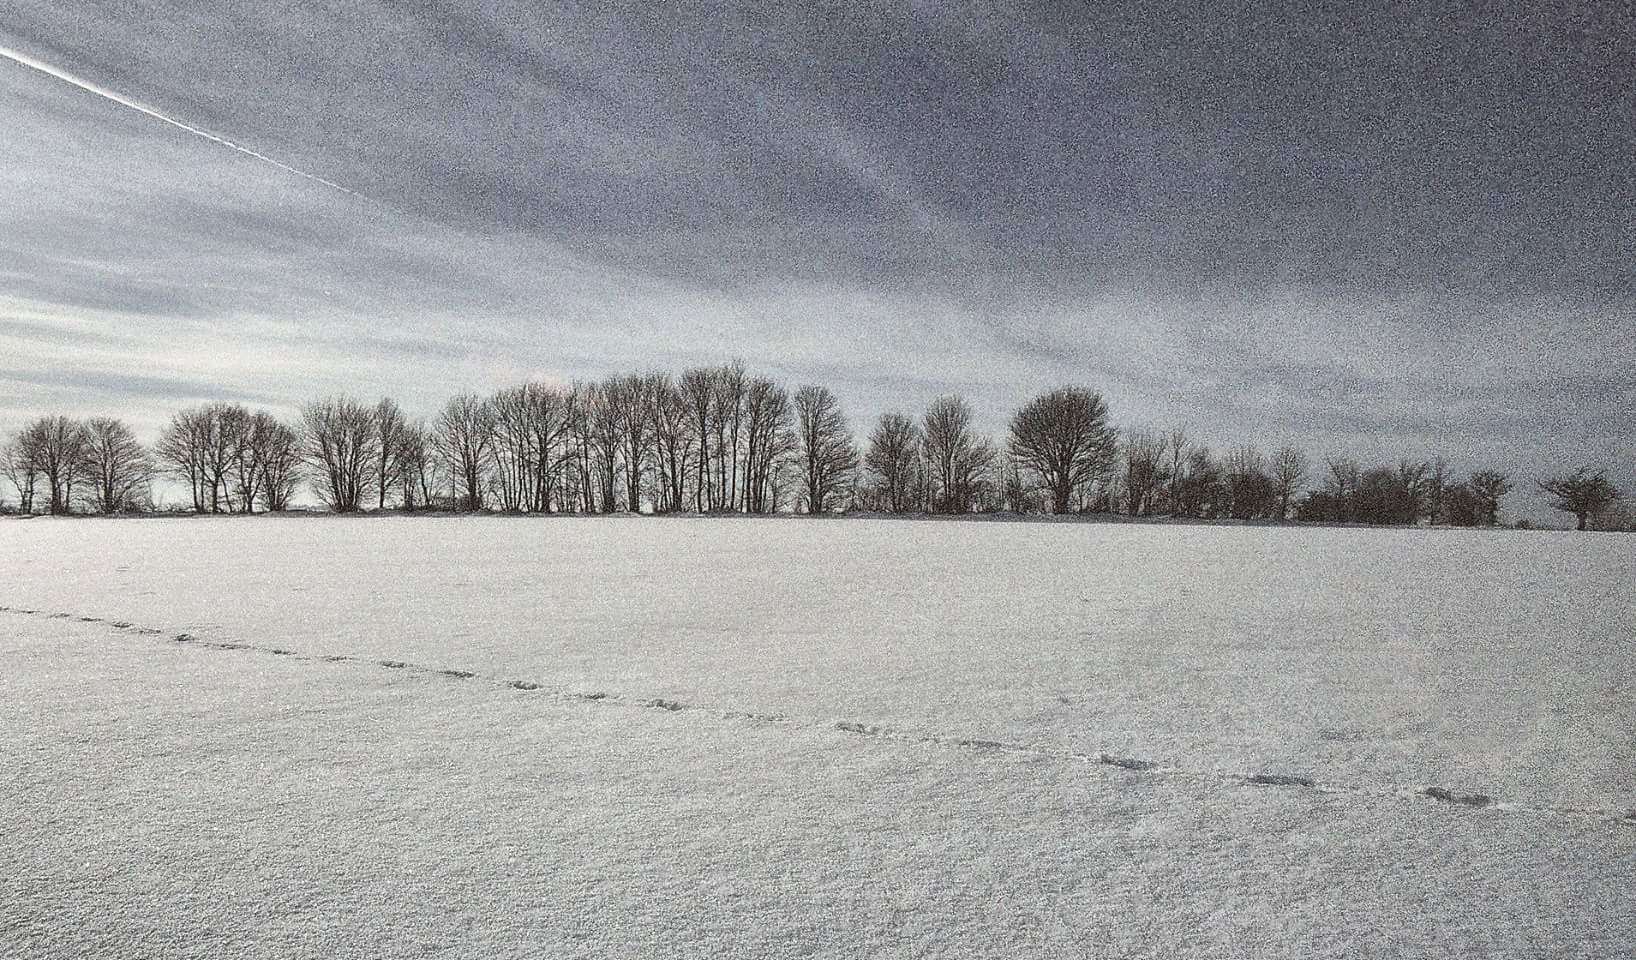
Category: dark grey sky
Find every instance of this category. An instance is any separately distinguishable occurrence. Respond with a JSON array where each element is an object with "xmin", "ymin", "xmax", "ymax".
[{"xmin": 1, "ymin": 2, "xmax": 1631, "ymax": 519}]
